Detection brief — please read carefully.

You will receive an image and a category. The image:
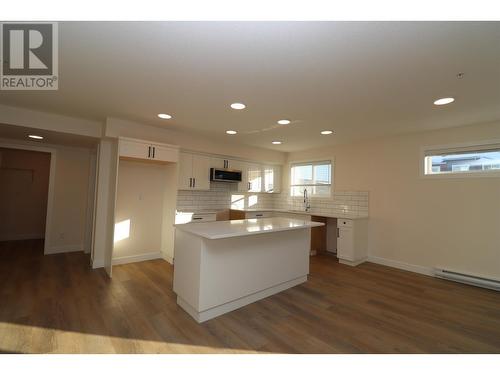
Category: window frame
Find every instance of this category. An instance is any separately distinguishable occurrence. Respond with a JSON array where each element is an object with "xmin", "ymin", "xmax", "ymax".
[
  {"xmin": 289, "ymin": 159, "xmax": 333, "ymax": 198},
  {"xmin": 420, "ymin": 140, "xmax": 500, "ymax": 179}
]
